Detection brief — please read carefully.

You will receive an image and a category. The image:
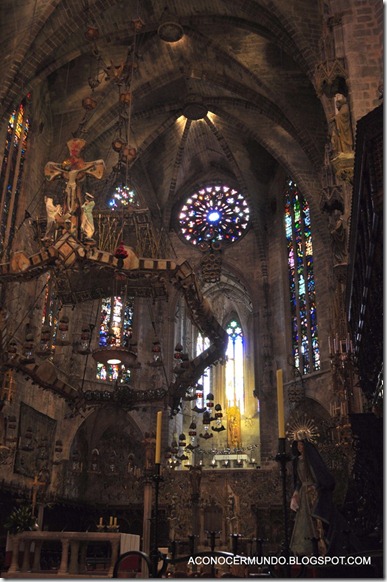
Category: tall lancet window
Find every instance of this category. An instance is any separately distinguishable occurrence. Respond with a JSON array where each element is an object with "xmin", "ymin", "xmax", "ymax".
[
  {"xmin": 284, "ymin": 178, "xmax": 320, "ymax": 374},
  {"xmin": 0, "ymin": 97, "xmax": 30, "ymax": 257},
  {"xmin": 225, "ymin": 317, "xmax": 244, "ymax": 414},
  {"xmin": 96, "ymin": 295, "xmax": 134, "ymax": 382}
]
